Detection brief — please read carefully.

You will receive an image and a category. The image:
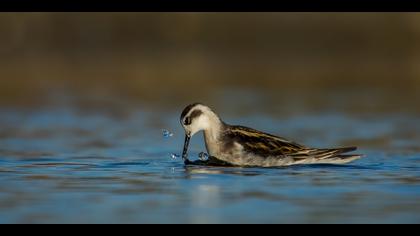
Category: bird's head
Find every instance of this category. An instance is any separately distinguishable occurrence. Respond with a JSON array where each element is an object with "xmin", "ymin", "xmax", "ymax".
[{"xmin": 180, "ymin": 103, "xmax": 220, "ymax": 160}]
